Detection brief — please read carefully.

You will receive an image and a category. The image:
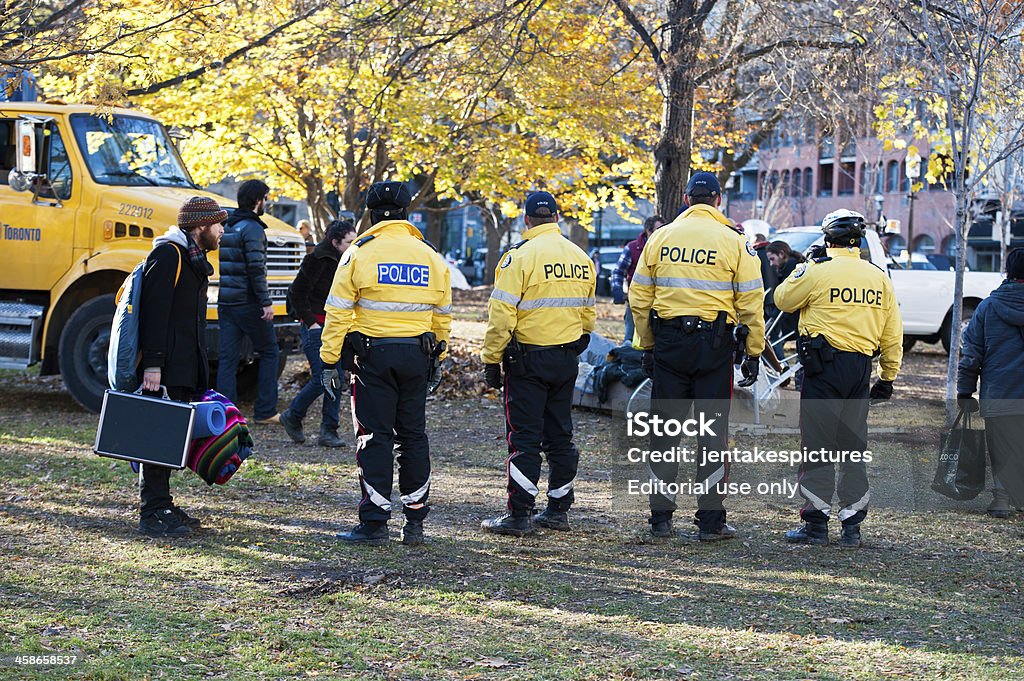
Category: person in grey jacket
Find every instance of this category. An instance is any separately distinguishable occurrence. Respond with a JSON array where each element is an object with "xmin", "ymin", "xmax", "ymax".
[
  {"xmin": 216, "ymin": 179, "xmax": 280, "ymax": 422},
  {"xmin": 957, "ymin": 247, "xmax": 1024, "ymax": 517}
]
